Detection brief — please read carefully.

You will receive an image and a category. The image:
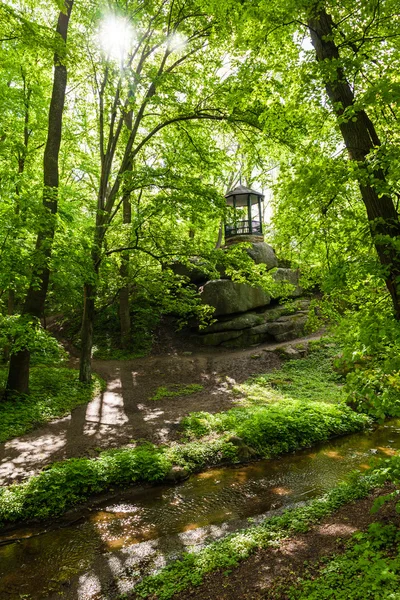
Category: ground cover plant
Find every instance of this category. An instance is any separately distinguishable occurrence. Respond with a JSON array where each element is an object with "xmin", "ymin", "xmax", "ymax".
[
  {"xmin": 0, "ymin": 367, "xmax": 103, "ymax": 443},
  {"xmin": 181, "ymin": 345, "xmax": 369, "ymax": 455},
  {"xmin": 284, "ymin": 522, "xmax": 400, "ymax": 600}
]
